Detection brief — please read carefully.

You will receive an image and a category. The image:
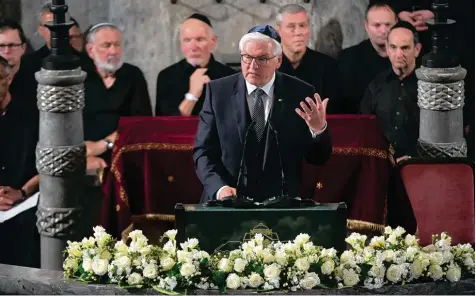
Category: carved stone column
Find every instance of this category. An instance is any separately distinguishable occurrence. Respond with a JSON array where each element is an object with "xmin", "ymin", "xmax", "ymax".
[
  {"xmin": 35, "ymin": 0, "xmax": 86, "ymax": 270},
  {"xmin": 416, "ymin": 0, "xmax": 467, "ymax": 158}
]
